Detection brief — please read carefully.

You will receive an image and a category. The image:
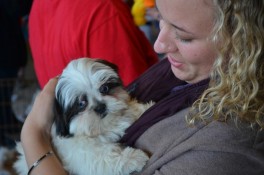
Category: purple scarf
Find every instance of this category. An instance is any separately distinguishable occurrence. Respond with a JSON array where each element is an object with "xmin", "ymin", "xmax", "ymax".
[{"xmin": 120, "ymin": 58, "xmax": 209, "ymax": 146}]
